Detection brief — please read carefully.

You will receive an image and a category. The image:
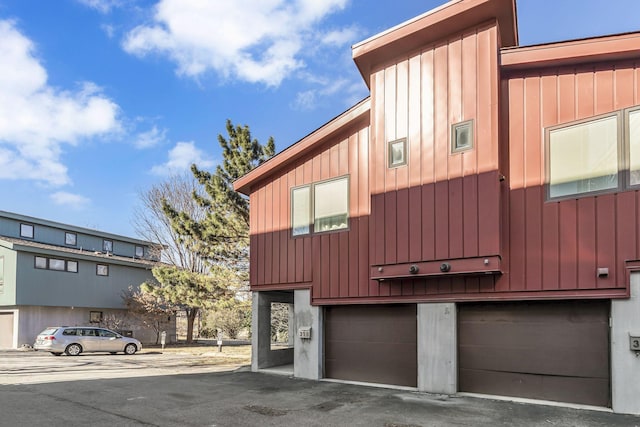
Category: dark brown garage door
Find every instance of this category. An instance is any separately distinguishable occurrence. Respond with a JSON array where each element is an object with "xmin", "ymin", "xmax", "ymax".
[
  {"xmin": 458, "ymin": 300, "xmax": 610, "ymax": 407},
  {"xmin": 325, "ymin": 304, "xmax": 417, "ymax": 387}
]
